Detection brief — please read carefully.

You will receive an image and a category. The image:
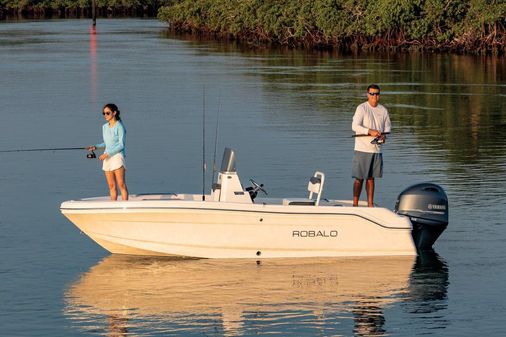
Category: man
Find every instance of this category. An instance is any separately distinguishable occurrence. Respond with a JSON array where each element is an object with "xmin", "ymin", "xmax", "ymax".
[{"xmin": 351, "ymin": 84, "xmax": 391, "ymax": 207}]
